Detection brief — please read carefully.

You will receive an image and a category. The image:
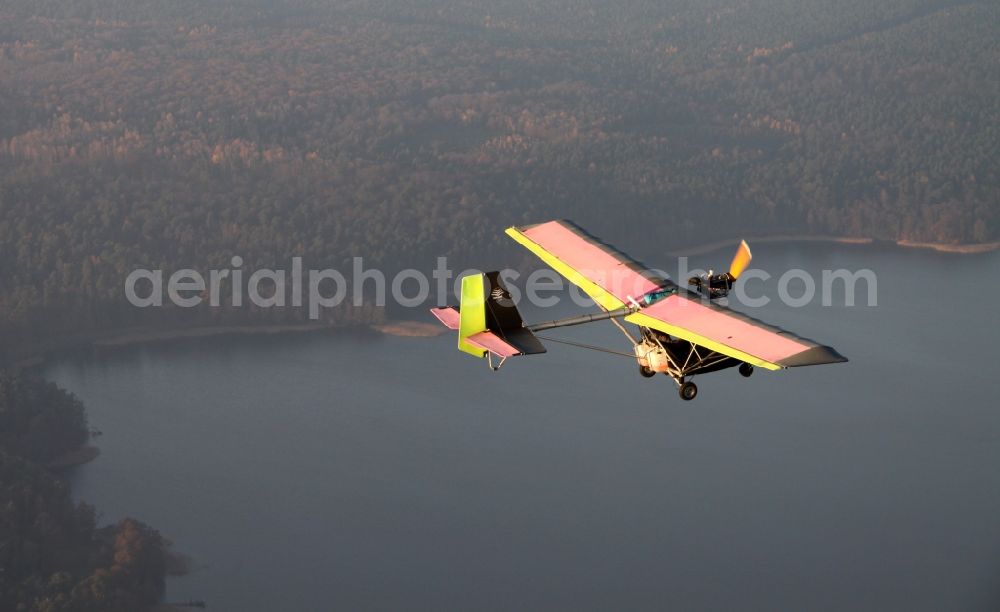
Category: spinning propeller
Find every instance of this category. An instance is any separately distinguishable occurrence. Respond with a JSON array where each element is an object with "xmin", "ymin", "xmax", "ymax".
[{"xmin": 688, "ymin": 240, "xmax": 752, "ymax": 299}]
